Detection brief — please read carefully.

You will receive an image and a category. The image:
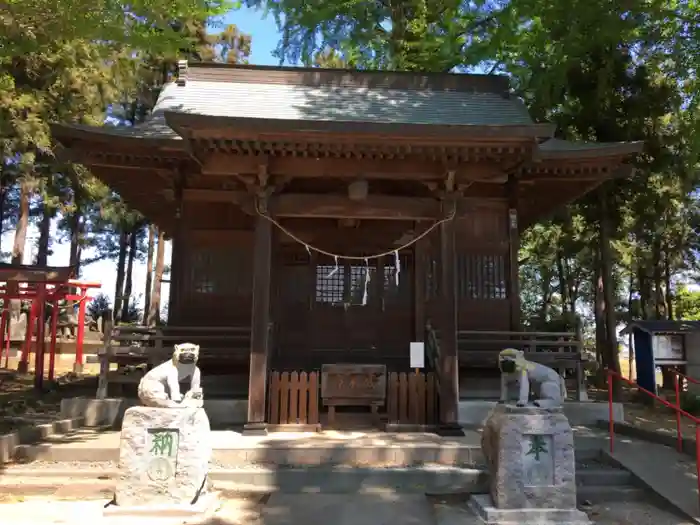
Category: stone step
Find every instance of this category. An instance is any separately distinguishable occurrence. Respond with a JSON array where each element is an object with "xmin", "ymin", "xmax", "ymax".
[
  {"xmin": 0, "ymin": 465, "xmax": 489, "ymax": 495},
  {"xmin": 576, "ymin": 468, "xmax": 632, "ymax": 487},
  {"xmin": 12, "ymin": 438, "xmax": 605, "ymax": 468},
  {"xmin": 0, "ymin": 417, "xmax": 85, "ymax": 464},
  {"xmin": 576, "ymin": 485, "xmax": 647, "ymax": 504},
  {"xmin": 12, "ymin": 442, "xmax": 484, "ymax": 466}
]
